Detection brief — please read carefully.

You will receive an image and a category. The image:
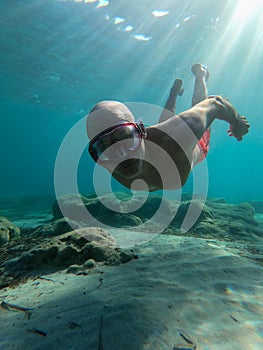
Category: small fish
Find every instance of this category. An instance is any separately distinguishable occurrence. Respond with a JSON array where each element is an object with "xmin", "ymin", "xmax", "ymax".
[
  {"xmin": 1, "ymin": 300, "xmax": 33, "ymax": 319},
  {"xmin": 173, "ymin": 329, "xmax": 196, "ymax": 350},
  {"xmin": 229, "ymin": 314, "xmax": 239, "ymax": 323},
  {"xmin": 27, "ymin": 328, "xmax": 47, "ymax": 337}
]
